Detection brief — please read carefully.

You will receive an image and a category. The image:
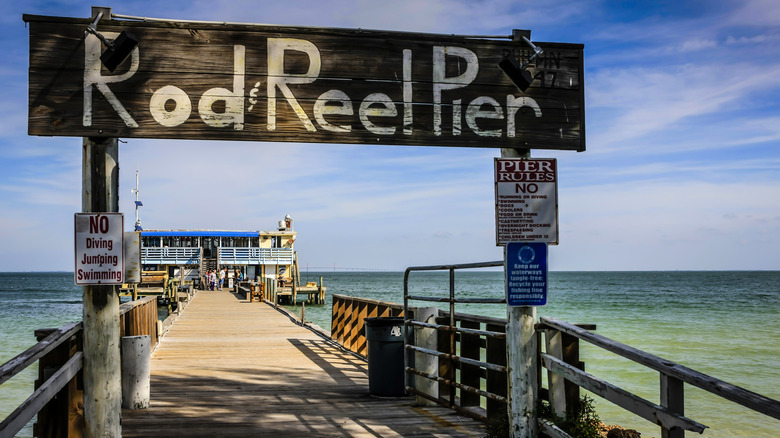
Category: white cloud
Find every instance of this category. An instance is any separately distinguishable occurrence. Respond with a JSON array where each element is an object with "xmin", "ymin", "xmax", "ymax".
[
  {"xmin": 587, "ymin": 62, "xmax": 780, "ymax": 153},
  {"xmin": 728, "ymin": 0, "xmax": 780, "ymax": 26},
  {"xmin": 1, "ymin": 0, "xmax": 779, "ymax": 272}
]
